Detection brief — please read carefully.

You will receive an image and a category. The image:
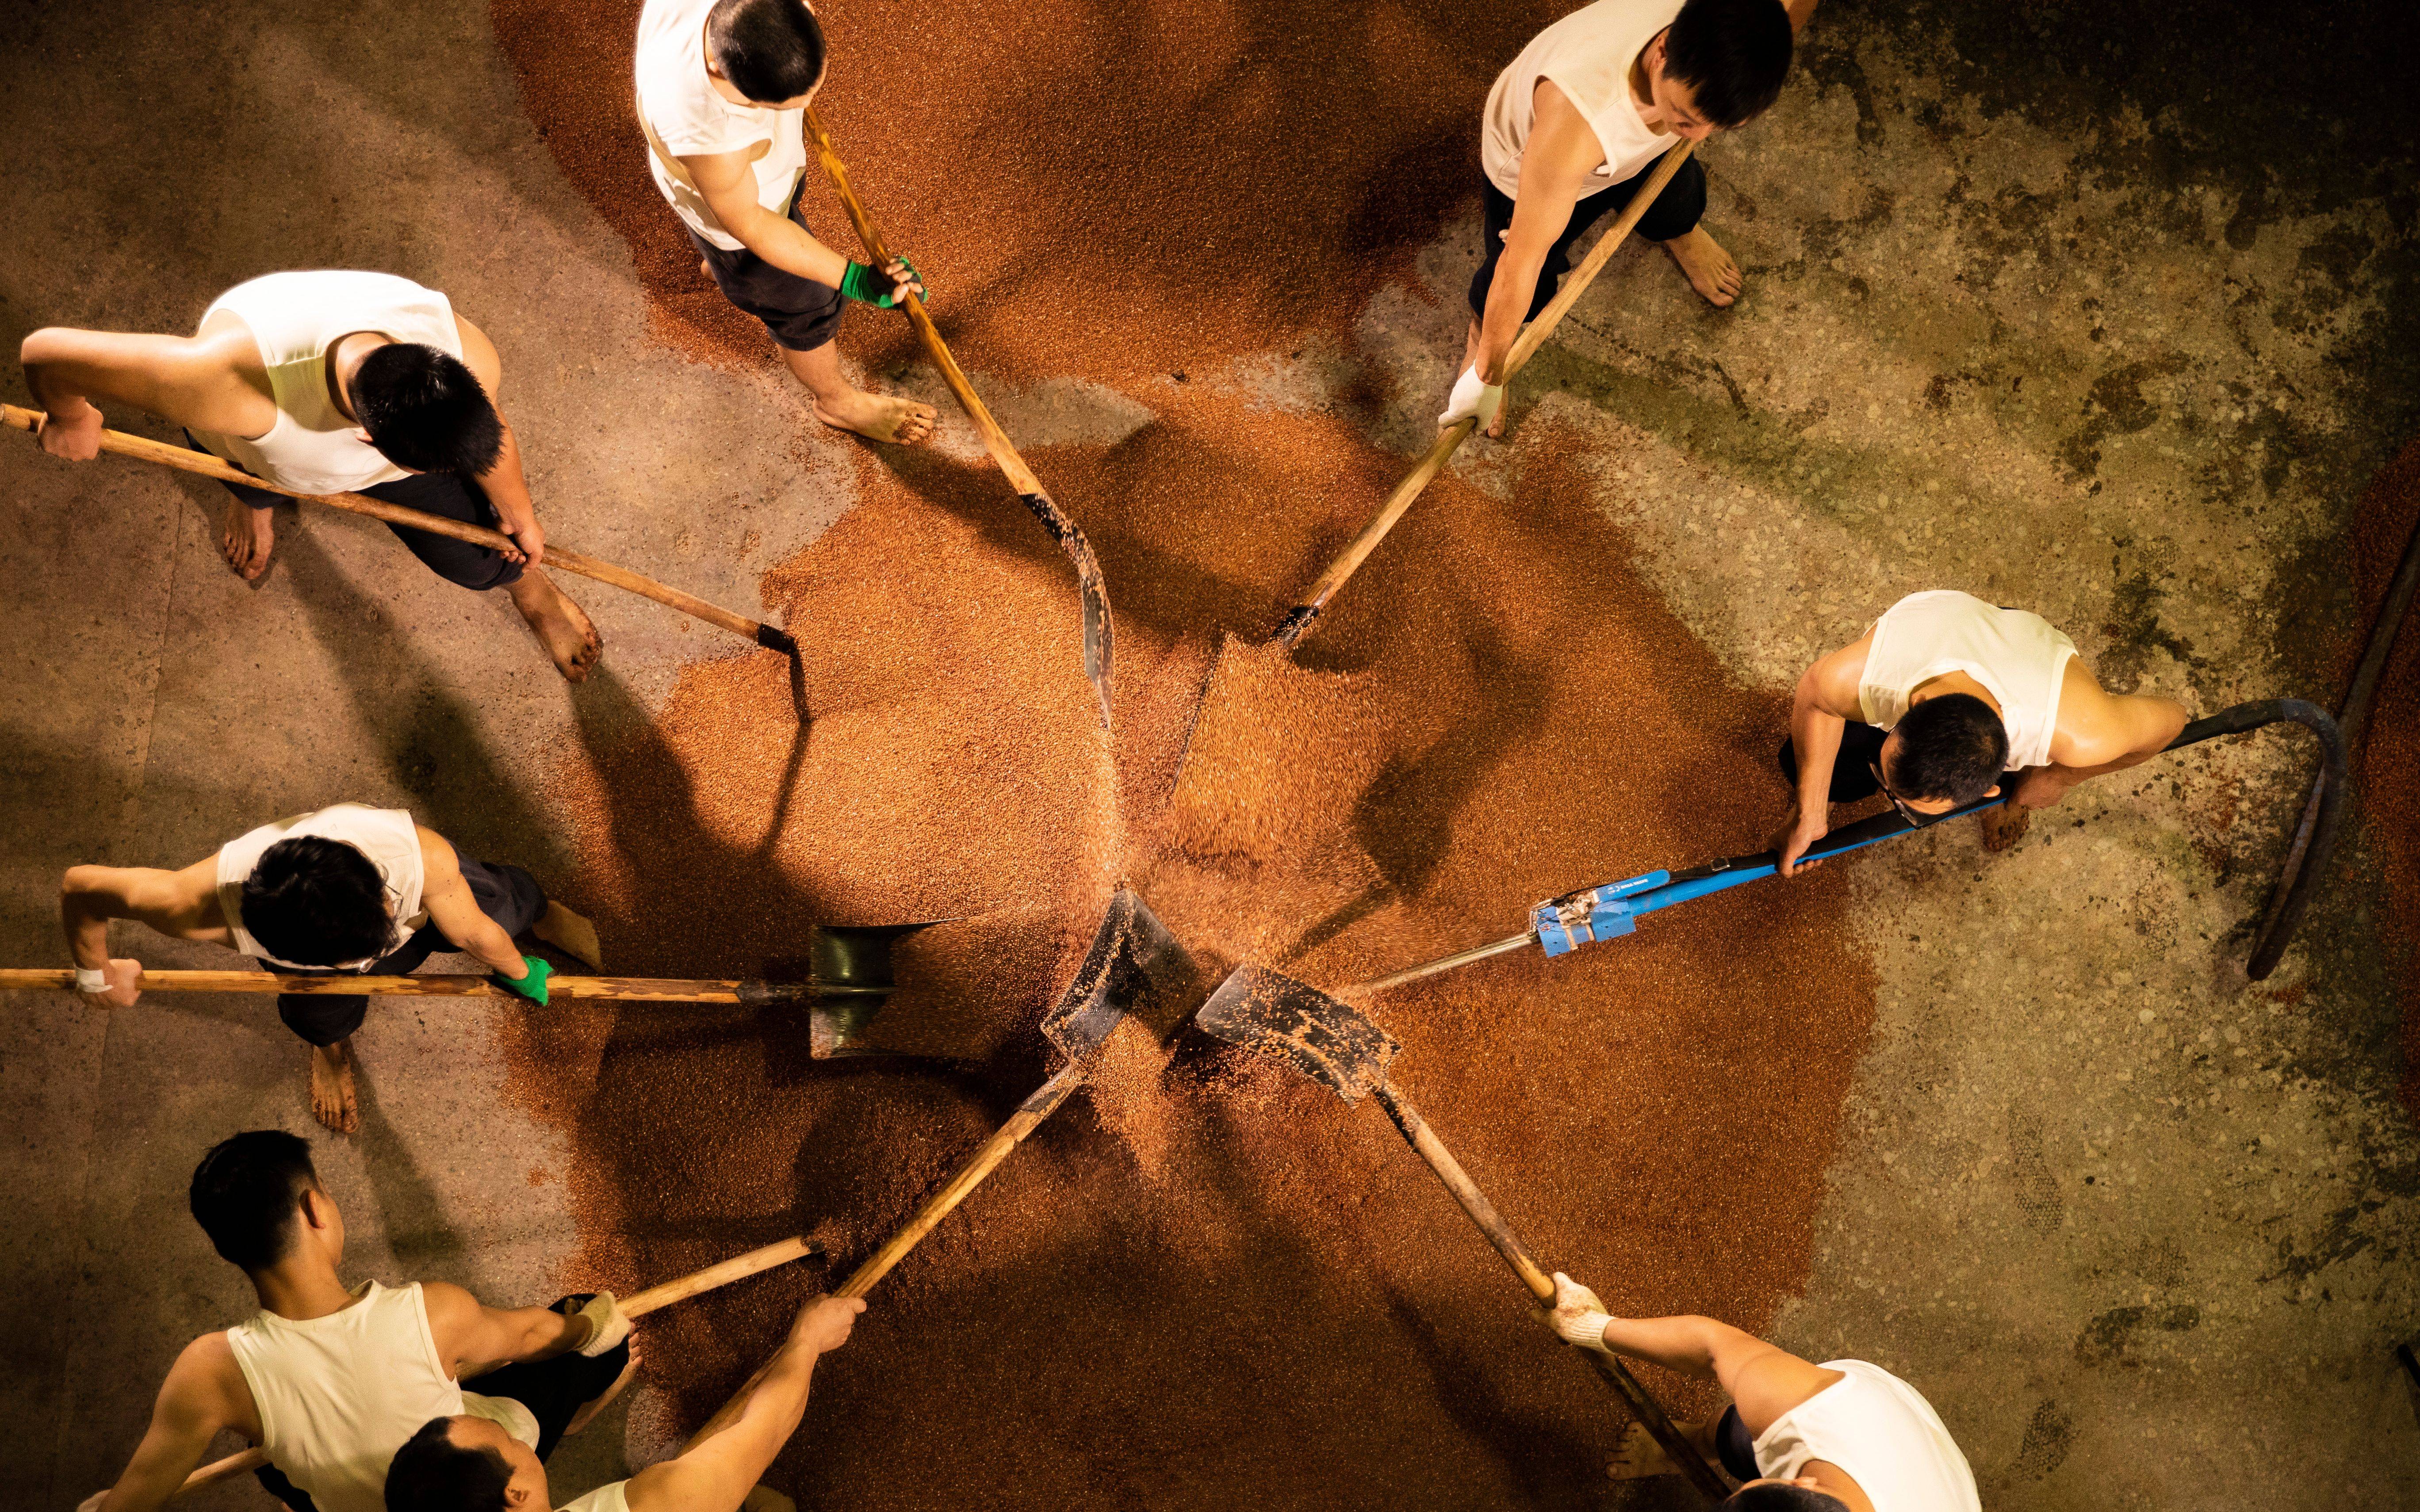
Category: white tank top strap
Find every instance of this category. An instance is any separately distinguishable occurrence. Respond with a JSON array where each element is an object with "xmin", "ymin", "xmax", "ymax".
[
  {"xmin": 1750, "ymin": 1360, "xmax": 1981, "ymax": 1512},
  {"xmin": 1479, "ymin": 0, "xmax": 1684, "ymax": 201},
  {"xmin": 190, "ymin": 271, "xmax": 462, "ymax": 495},
  {"xmin": 215, "ymin": 803, "xmax": 428, "ymax": 969},
  {"xmin": 559, "ymin": 1479, "xmax": 633, "ymax": 1512},
  {"xmin": 1855, "ymin": 590, "xmax": 2078, "ymax": 770},
  {"xmin": 223, "ymin": 1281, "xmax": 468, "ymax": 1512}
]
